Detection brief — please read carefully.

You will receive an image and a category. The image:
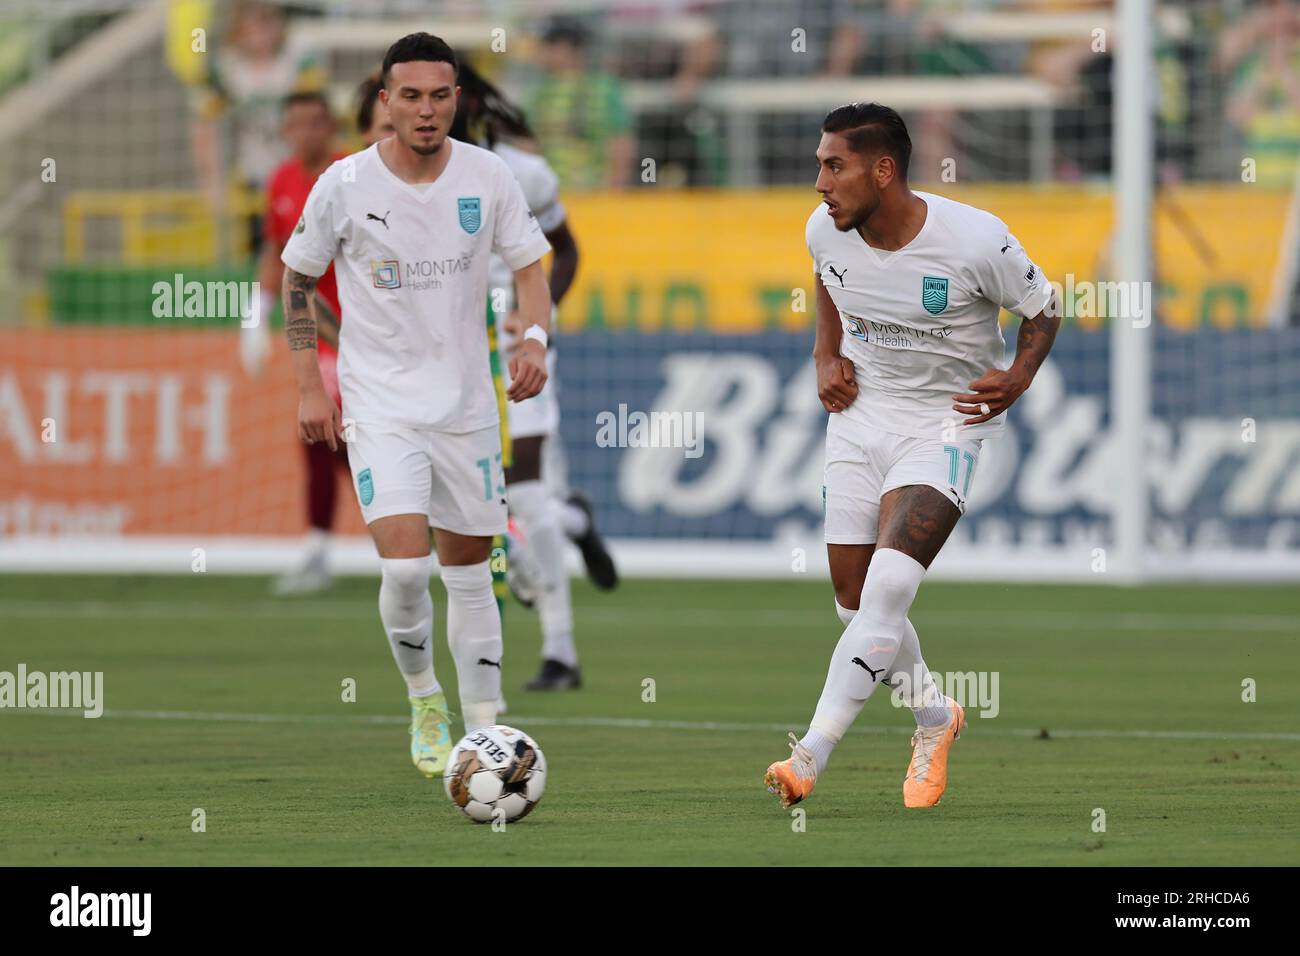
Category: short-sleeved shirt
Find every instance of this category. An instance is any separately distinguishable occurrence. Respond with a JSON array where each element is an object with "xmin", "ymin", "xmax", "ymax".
[
  {"xmin": 806, "ymin": 190, "xmax": 1053, "ymax": 440},
  {"xmin": 281, "ymin": 139, "xmax": 552, "ymax": 432}
]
